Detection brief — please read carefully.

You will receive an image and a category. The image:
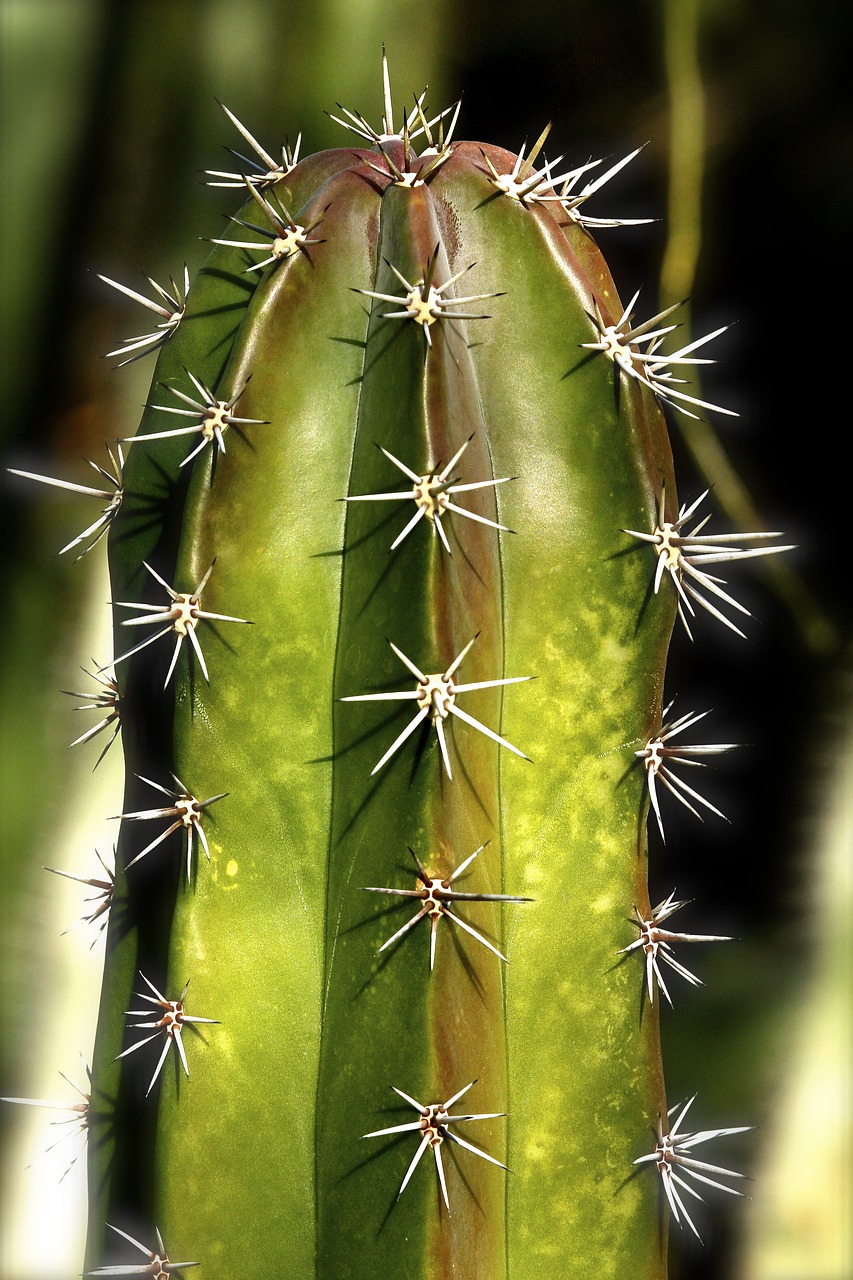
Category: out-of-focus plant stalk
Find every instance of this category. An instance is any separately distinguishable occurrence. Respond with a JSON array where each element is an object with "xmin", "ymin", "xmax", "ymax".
[{"xmin": 659, "ymin": 0, "xmax": 834, "ymax": 653}]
